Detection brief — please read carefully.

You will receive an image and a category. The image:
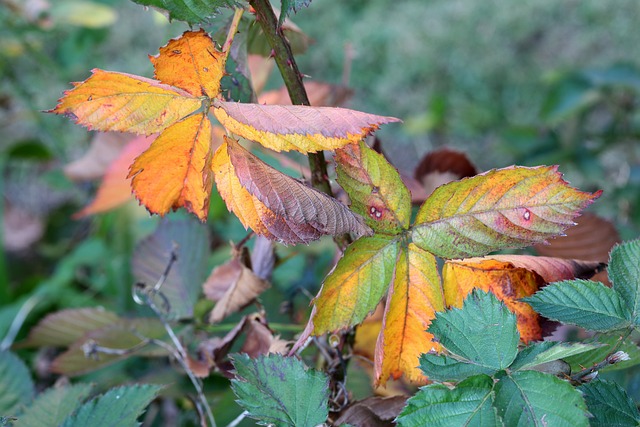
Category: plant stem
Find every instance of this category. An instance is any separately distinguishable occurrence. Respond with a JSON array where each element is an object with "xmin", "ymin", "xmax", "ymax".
[
  {"xmin": 222, "ymin": 8, "xmax": 244, "ymax": 55},
  {"xmin": 248, "ymin": 0, "xmax": 351, "ymax": 251}
]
